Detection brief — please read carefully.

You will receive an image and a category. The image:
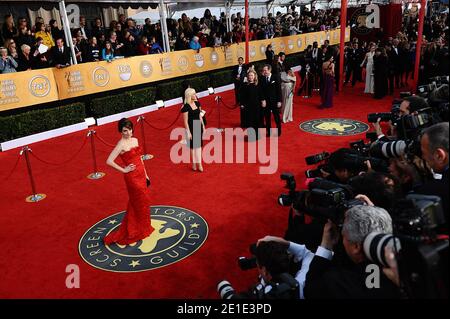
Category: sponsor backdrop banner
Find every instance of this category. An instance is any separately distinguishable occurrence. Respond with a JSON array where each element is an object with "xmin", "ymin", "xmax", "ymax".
[
  {"xmin": 0, "ymin": 28, "xmax": 349, "ymax": 111},
  {"xmin": 0, "ymin": 68, "xmax": 59, "ymax": 112}
]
